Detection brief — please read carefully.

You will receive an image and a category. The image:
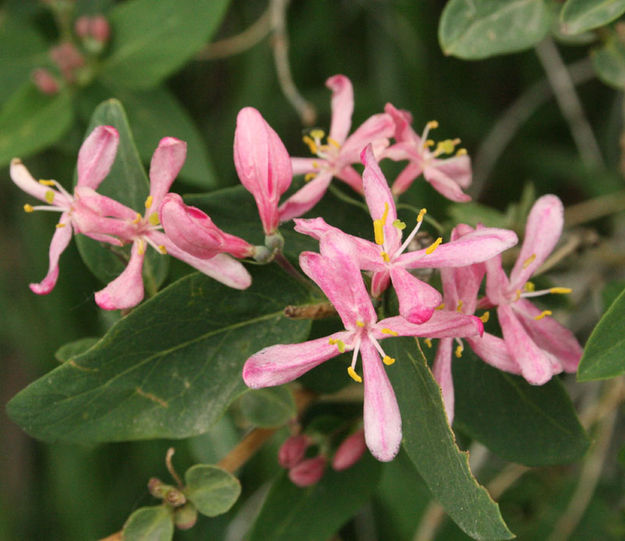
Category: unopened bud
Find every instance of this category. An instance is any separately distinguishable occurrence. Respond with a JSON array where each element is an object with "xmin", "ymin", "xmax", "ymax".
[
  {"xmin": 32, "ymin": 68, "xmax": 59, "ymax": 95},
  {"xmin": 174, "ymin": 502, "xmax": 197, "ymax": 530},
  {"xmin": 332, "ymin": 429, "xmax": 366, "ymax": 471},
  {"xmin": 164, "ymin": 487, "xmax": 186, "ymax": 507},
  {"xmin": 278, "ymin": 435, "xmax": 310, "ymax": 469},
  {"xmin": 264, "ymin": 232, "xmax": 284, "ymax": 252},
  {"xmin": 288, "ymin": 456, "xmax": 326, "ymax": 487},
  {"xmin": 50, "ymin": 42, "xmax": 84, "ymax": 82},
  {"xmin": 74, "ymin": 15, "xmax": 90, "ymax": 38},
  {"xmin": 147, "ymin": 477, "xmax": 169, "ymax": 499},
  {"xmin": 89, "ymin": 15, "xmax": 110, "ymax": 42}
]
